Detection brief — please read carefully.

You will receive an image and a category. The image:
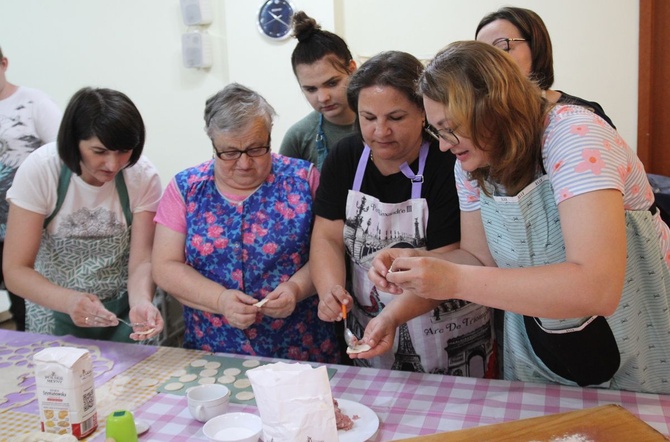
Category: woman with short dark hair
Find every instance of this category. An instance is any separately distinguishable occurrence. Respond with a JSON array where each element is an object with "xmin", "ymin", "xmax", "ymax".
[{"xmin": 3, "ymin": 87, "xmax": 164, "ymax": 342}]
